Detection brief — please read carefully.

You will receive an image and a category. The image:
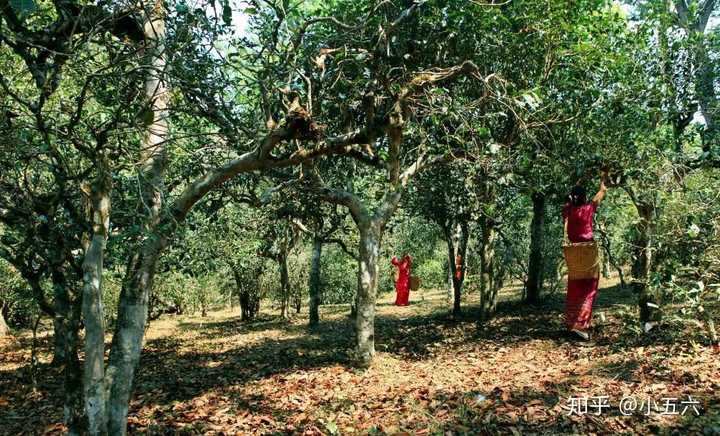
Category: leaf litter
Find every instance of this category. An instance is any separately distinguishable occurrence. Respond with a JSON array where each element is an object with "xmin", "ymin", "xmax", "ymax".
[{"xmin": 0, "ymin": 279, "xmax": 718, "ymax": 435}]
